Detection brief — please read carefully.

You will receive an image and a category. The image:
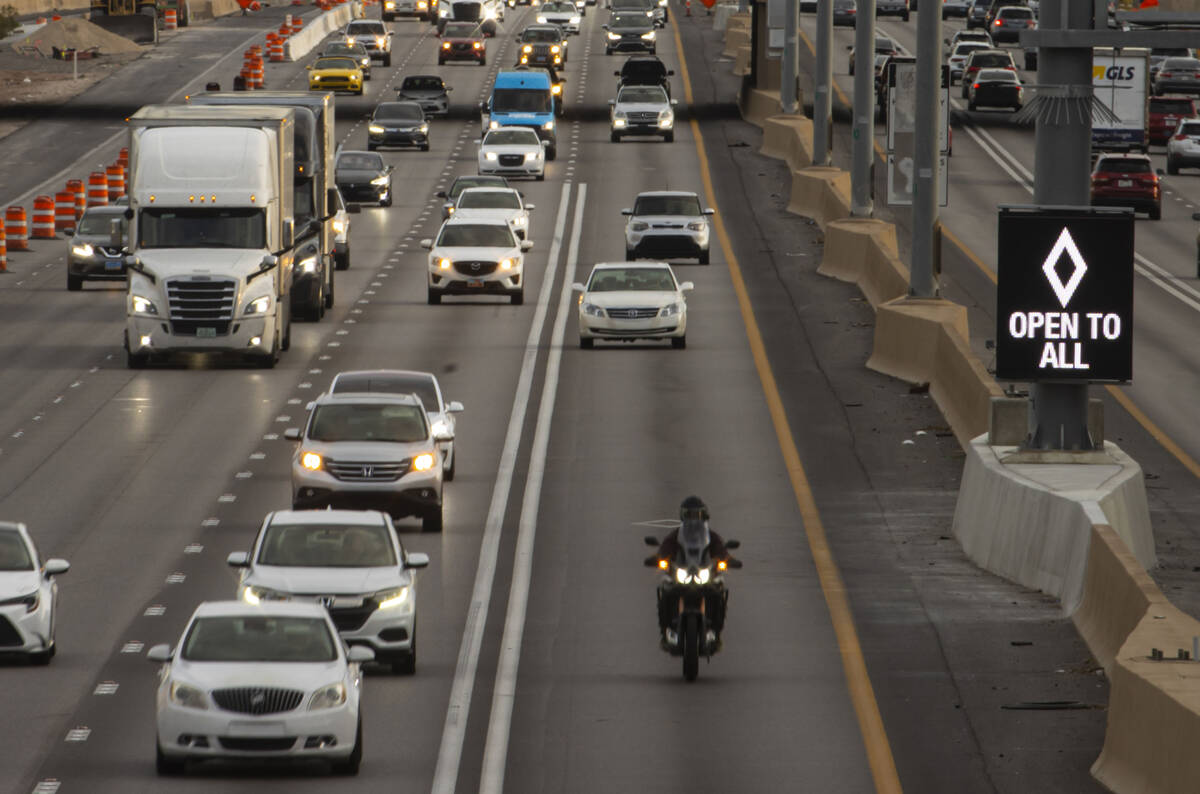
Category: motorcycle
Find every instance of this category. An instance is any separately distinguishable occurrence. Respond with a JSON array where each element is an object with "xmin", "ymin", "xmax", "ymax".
[{"xmin": 643, "ymin": 533, "xmax": 741, "ymax": 682}]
